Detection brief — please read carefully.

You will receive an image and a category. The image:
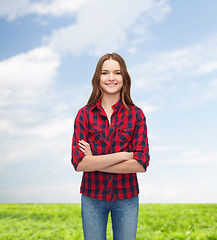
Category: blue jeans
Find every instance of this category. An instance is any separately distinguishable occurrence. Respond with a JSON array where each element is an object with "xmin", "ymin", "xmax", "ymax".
[{"xmin": 81, "ymin": 194, "xmax": 139, "ymax": 240}]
